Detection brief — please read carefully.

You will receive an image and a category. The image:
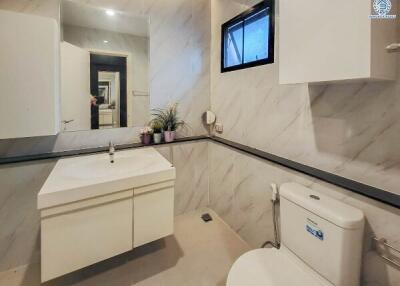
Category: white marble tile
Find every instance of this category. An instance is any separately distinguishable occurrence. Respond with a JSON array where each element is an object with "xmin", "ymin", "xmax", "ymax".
[
  {"xmin": 0, "ymin": 159, "xmax": 56, "ymax": 272},
  {"xmin": 209, "ymin": 141, "xmax": 400, "ymax": 286},
  {"xmin": 155, "ymin": 141, "xmax": 209, "ymax": 216},
  {"xmin": 148, "ymin": 0, "xmax": 210, "ymax": 137},
  {"xmin": 210, "ymin": 0, "xmax": 400, "ymax": 196},
  {"xmin": 231, "ymin": 154, "xmax": 275, "ymax": 248},
  {"xmin": 209, "ymin": 142, "xmax": 236, "ymax": 227},
  {"xmin": 171, "ymin": 141, "xmax": 209, "ymax": 215}
]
